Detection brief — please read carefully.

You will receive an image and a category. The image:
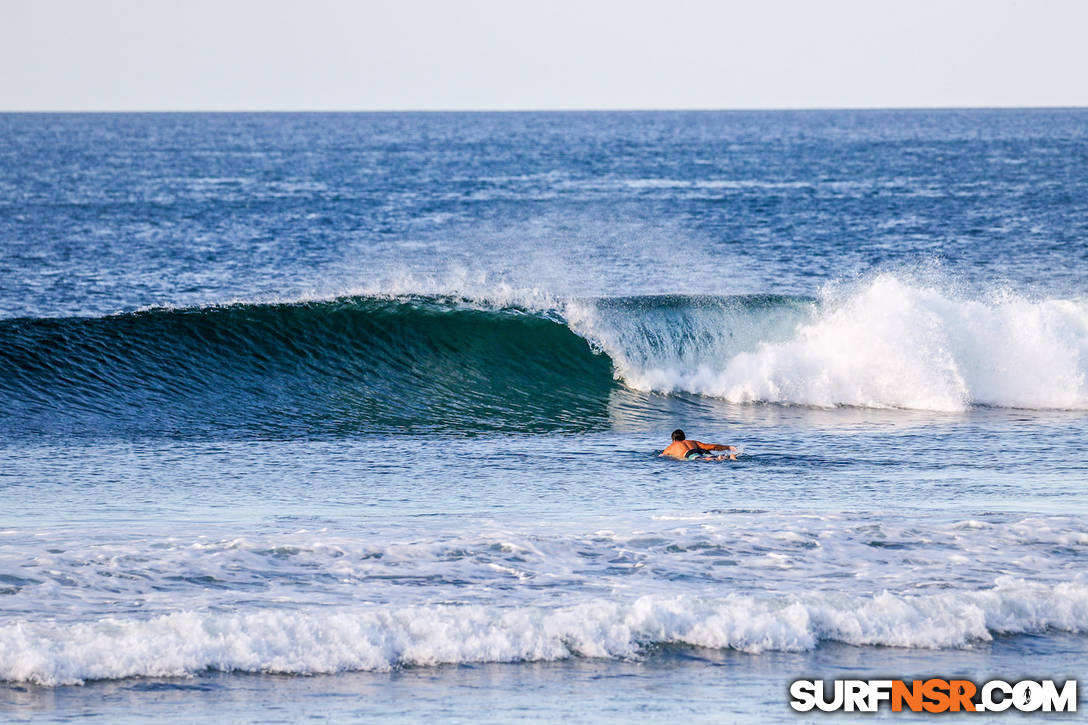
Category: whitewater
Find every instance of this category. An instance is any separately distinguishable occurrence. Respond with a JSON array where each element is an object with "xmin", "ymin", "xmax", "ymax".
[
  {"xmin": 574, "ymin": 274, "xmax": 1088, "ymax": 411},
  {"xmin": 2, "ymin": 109, "xmax": 1087, "ymax": 723},
  {"xmin": 4, "ymin": 513, "xmax": 1088, "ymax": 687}
]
